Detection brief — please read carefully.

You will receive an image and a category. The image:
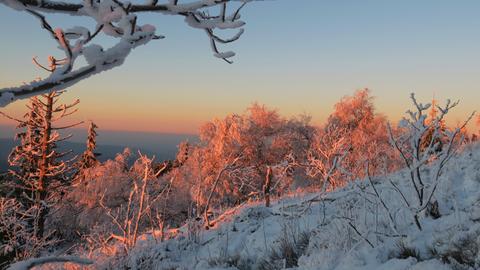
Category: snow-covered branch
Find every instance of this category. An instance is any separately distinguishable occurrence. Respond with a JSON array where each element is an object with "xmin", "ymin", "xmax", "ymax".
[
  {"xmin": 0, "ymin": 0, "xmax": 260, "ymax": 106},
  {"xmin": 387, "ymin": 93, "xmax": 475, "ymax": 231}
]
